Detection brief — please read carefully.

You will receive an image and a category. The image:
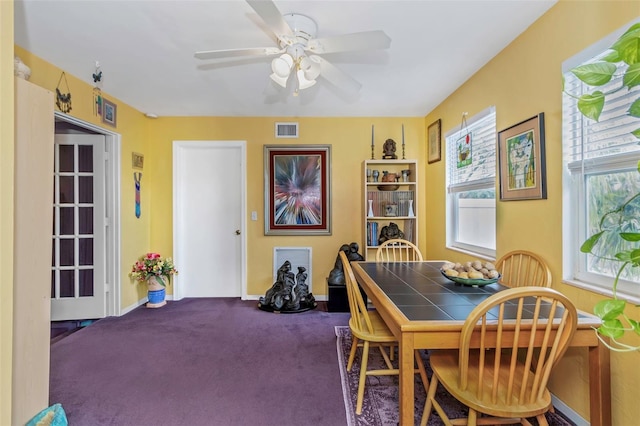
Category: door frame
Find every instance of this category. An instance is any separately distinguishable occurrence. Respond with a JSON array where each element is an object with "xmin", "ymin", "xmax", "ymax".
[
  {"xmin": 172, "ymin": 141, "xmax": 247, "ymax": 300},
  {"xmin": 54, "ymin": 112, "xmax": 121, "ymax": 317}
]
